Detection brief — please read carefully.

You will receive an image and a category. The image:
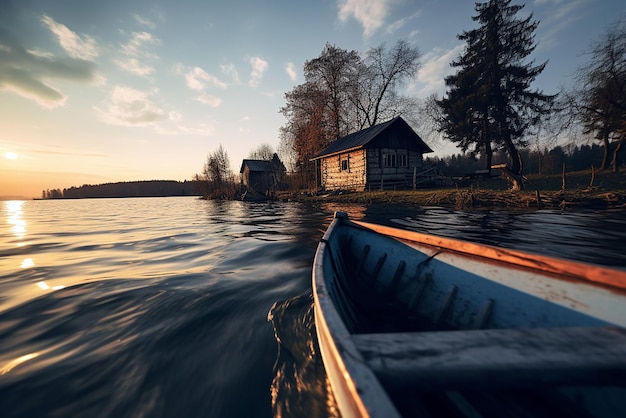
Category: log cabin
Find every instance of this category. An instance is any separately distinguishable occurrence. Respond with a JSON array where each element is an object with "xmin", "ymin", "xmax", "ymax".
[
  {"xmin": 239, "ymin": 153, "xmax": 286, "ymax": 197},
  {"xmin": 310, "ymin": 117, "xmax": 434, "ymax": 191}
]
